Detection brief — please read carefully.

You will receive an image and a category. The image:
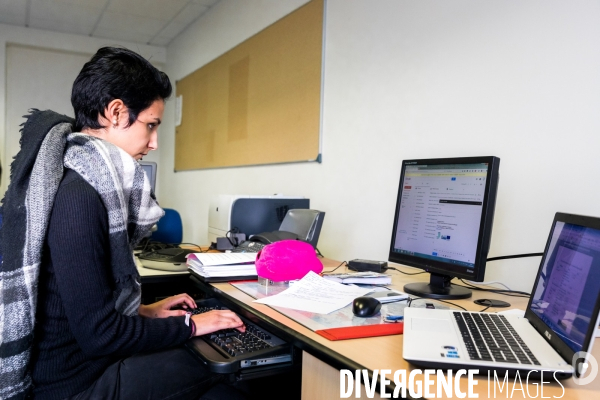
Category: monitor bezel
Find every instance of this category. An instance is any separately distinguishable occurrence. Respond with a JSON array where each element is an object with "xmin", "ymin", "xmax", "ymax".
[
  {"xmin": 387, "ymin": 156, "xmax": 500, "ymax": 282},
  {"xmin": 524, "ymin": 212, "xmax": 600, "ymax": 376}
]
